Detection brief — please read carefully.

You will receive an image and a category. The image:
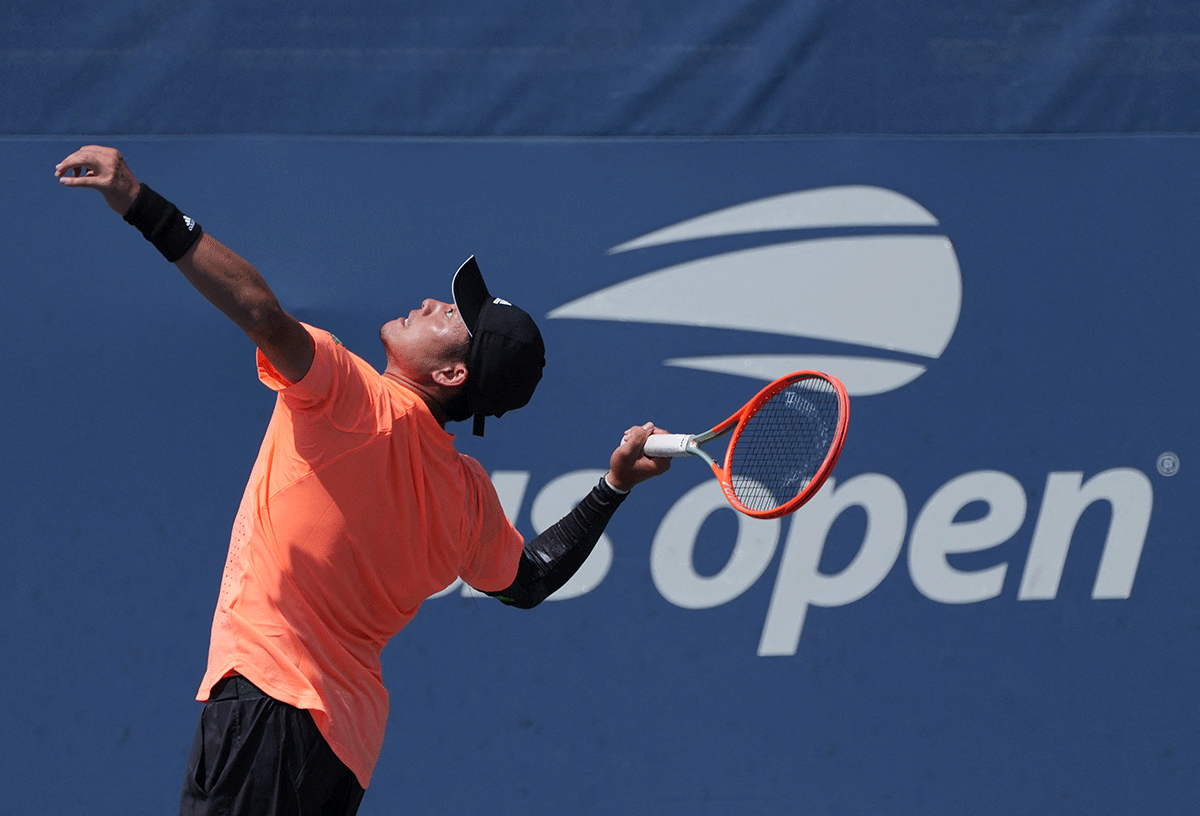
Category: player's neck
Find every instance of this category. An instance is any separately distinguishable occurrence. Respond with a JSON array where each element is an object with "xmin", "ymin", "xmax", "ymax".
[{"xmin": 382, "ymin": 370, "xmax": 451, "ymax": 427}]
